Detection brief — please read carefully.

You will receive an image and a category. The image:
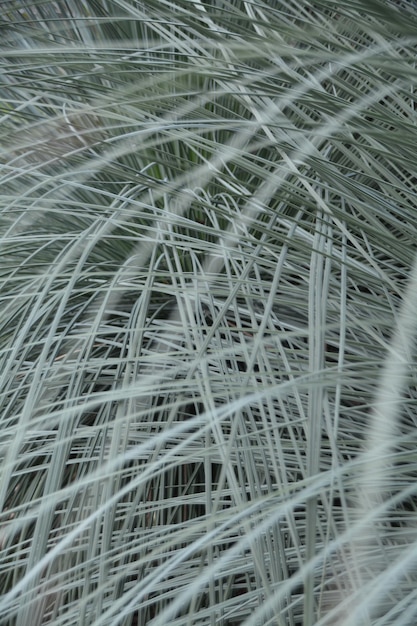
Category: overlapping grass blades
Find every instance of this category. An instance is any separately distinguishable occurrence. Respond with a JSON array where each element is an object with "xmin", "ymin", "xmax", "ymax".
[{"xmin": 1, "ymin": 1, "xmax": 417, "ymax": 624}]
